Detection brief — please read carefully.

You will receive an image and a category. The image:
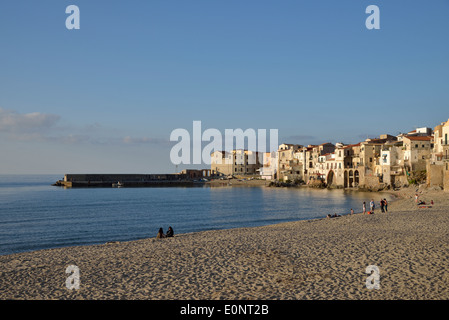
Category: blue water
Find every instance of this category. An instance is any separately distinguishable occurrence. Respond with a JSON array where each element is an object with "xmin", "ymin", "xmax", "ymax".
[{"xmin": 0, "ymin": 175, "xmax": 390, "ymax": 256}]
